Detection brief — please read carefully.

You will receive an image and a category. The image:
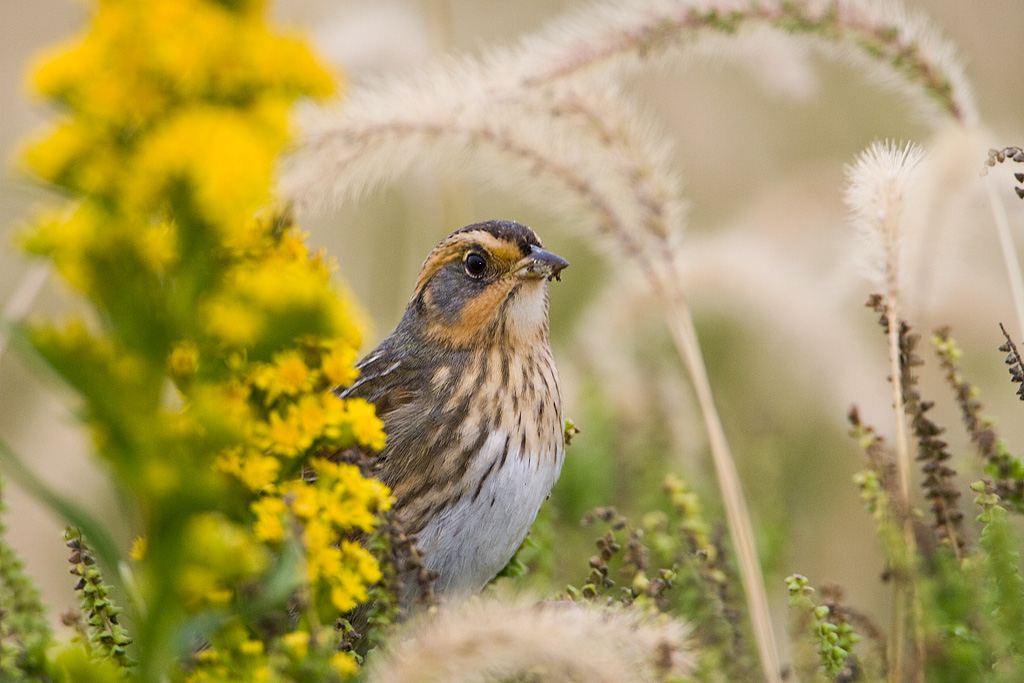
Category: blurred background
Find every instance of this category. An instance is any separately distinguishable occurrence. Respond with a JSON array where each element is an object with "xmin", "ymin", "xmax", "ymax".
[{"xmin": 2, "ymin": 0, "xmax": 1022, "ymax": 652}]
